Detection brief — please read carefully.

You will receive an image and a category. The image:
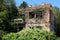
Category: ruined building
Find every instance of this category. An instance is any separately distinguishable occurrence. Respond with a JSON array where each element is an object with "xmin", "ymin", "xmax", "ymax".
[{"xmin": 18, "ymin": 3, "xmax": 55, "ymax": 32}]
